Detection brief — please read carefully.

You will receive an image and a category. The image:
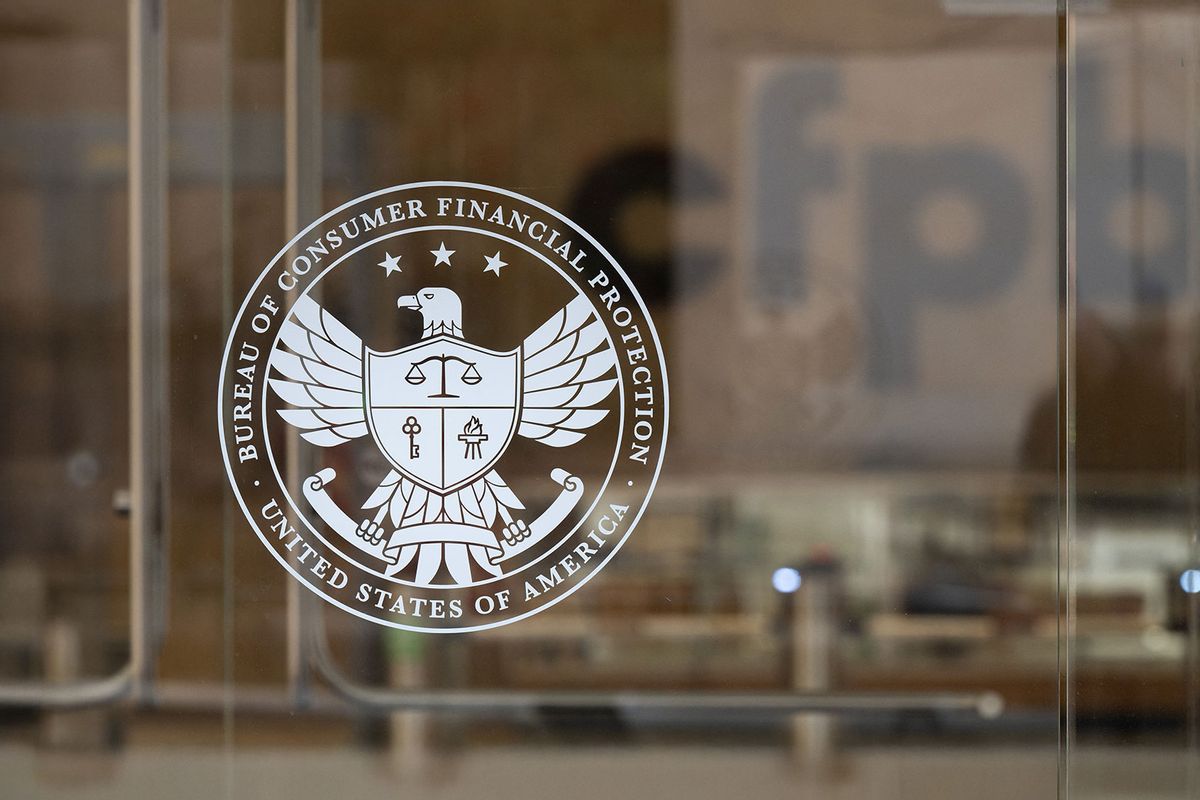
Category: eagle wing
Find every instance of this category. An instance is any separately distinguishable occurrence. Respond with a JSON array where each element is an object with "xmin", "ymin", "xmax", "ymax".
[
  {"xmin": 518, "ymin": 295, "xmax": 617, "ymax": 447},
  {"xmin": 268, "ymin": 295, "xmax": 369, "ymax": 447}
]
